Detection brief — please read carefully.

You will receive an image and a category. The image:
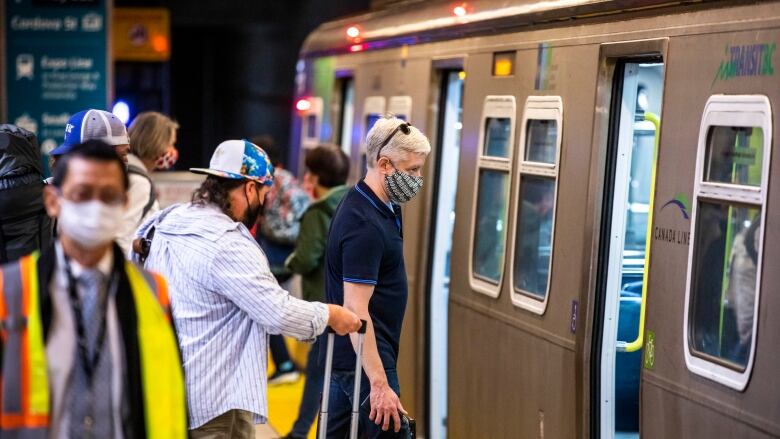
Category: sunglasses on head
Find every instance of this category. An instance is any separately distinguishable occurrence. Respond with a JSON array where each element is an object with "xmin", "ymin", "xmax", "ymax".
[{"xmin": 376, "ymin": 122, "xmax": 412, "ymax": 162}]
